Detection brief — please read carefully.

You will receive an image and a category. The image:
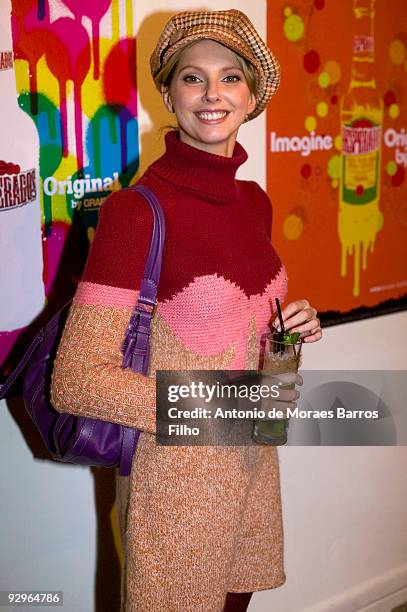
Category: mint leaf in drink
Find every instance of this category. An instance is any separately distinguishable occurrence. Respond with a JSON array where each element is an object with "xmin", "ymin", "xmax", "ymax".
[{"xmin": 282, "ymin": 331, "xmax": 301, "ymax": 345}]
